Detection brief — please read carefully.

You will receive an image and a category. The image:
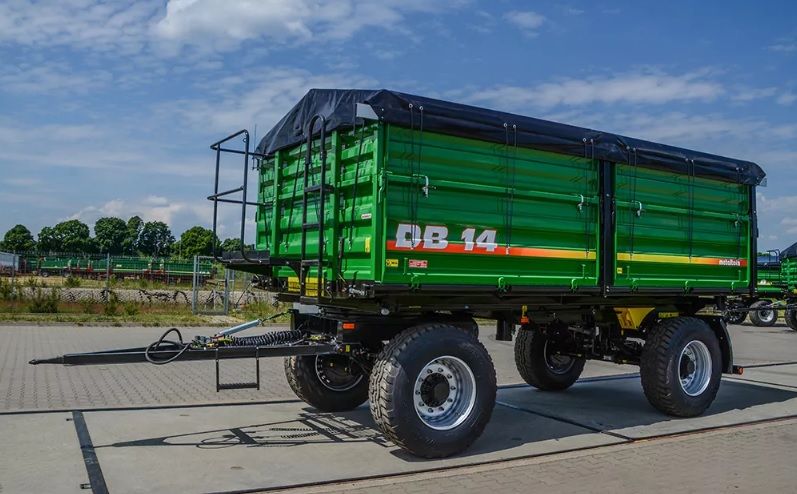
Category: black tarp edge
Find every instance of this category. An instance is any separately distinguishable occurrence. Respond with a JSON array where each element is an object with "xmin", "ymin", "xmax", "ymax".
[{"xmin": 255, "ymin": 89, "xmax": 765, "ymax": 185}]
